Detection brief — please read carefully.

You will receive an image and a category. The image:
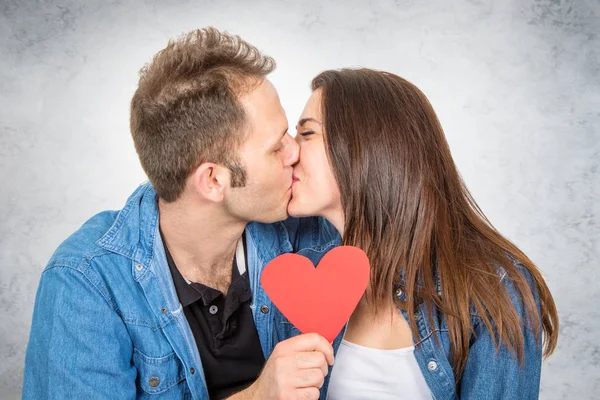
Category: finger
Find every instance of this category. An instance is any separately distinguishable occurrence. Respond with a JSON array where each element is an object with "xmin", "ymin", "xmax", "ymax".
[
  {"xmin": 295, "ymin": 351, "xmax": 328, "ymax": 377},
  {"xmin": 293, "ymin": 367, "xmax": 326, "ymax": 389},
  {"xmin": 295, "ymin": 387, "xmax": 320, "ymax": 400},
  {"xmin": 286, "ymin": 333, "xmax": 335, "ymax": 365}
]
